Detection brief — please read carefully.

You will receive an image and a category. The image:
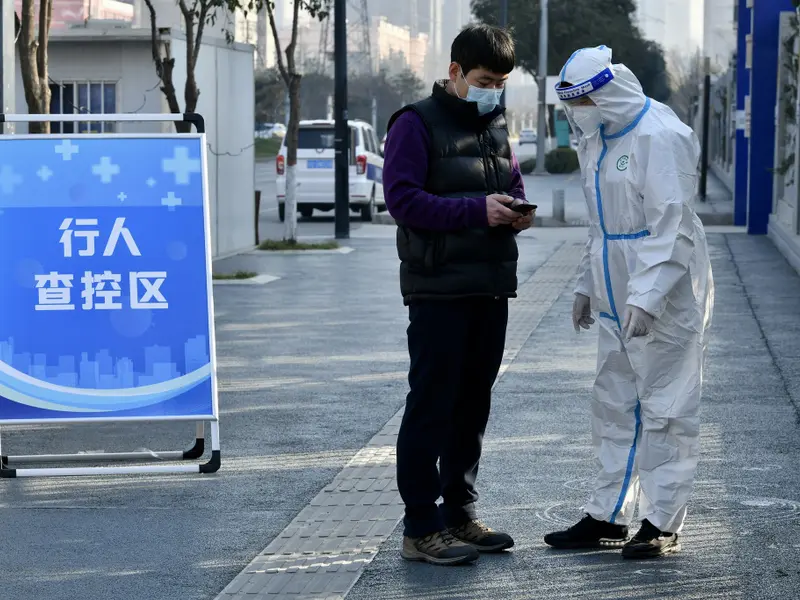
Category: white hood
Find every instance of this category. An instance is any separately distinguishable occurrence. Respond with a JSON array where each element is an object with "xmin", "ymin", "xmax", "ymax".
[{"xmin": 560, "ymin": 46, "xmax": 648, "ymax": 137}]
